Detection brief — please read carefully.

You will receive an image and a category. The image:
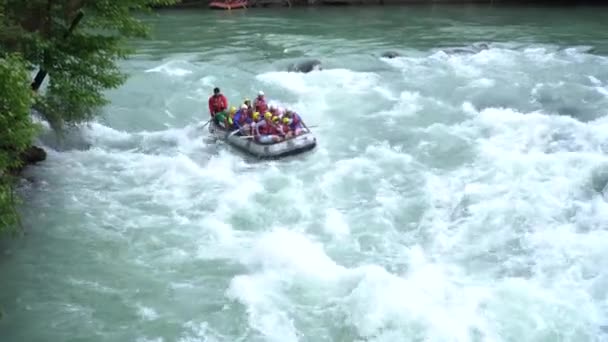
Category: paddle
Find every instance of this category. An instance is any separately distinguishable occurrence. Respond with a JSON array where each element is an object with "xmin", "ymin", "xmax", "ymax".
[{"xmin": 198, "ymin": 118, "xmax": 212, "ymax": 129}]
